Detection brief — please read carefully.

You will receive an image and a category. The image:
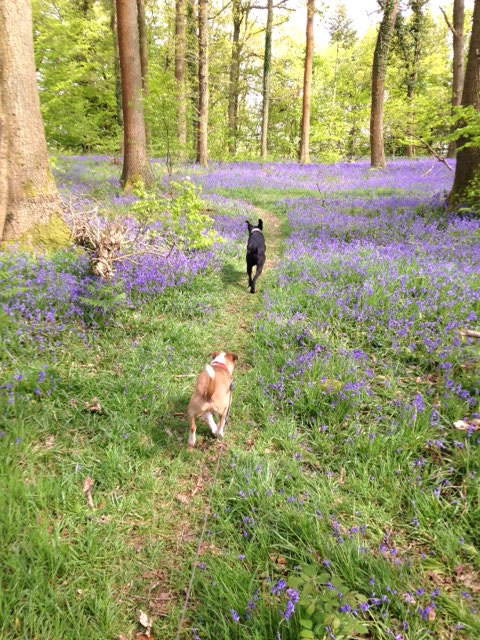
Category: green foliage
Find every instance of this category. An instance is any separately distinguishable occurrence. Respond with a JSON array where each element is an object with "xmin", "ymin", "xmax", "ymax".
[
  {"xmin": 448, "ymin": 106, "xmax": 480, "ymax": 150},
  {"xmin": 131, "ymin": 180, "xmax": 223, "ymax": 250},
  {"xmin": 287, "ymin": 567, "xmax": 368, "ymax": 640},
  {"xmin": 78, "ymin": 281, "xmax": 126, "ymax": 326},
  {"xmin": 33, "ymin": 0, "xmax": 120, "ymax": 151}
]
